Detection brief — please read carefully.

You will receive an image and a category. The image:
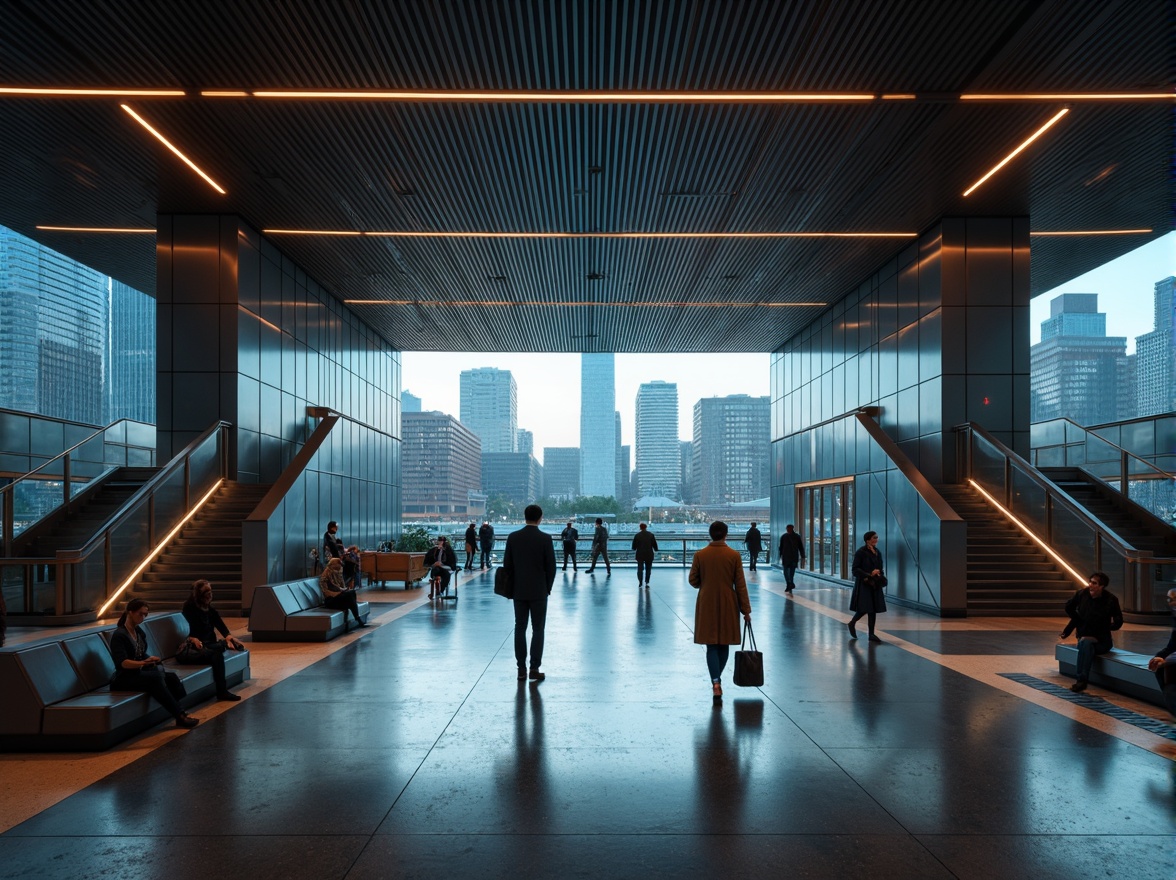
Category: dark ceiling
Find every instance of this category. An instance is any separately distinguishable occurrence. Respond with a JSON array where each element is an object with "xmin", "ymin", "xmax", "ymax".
[{"xmin": 0, "ymin": 0, "xmax": 1171, "ymax": 353}]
